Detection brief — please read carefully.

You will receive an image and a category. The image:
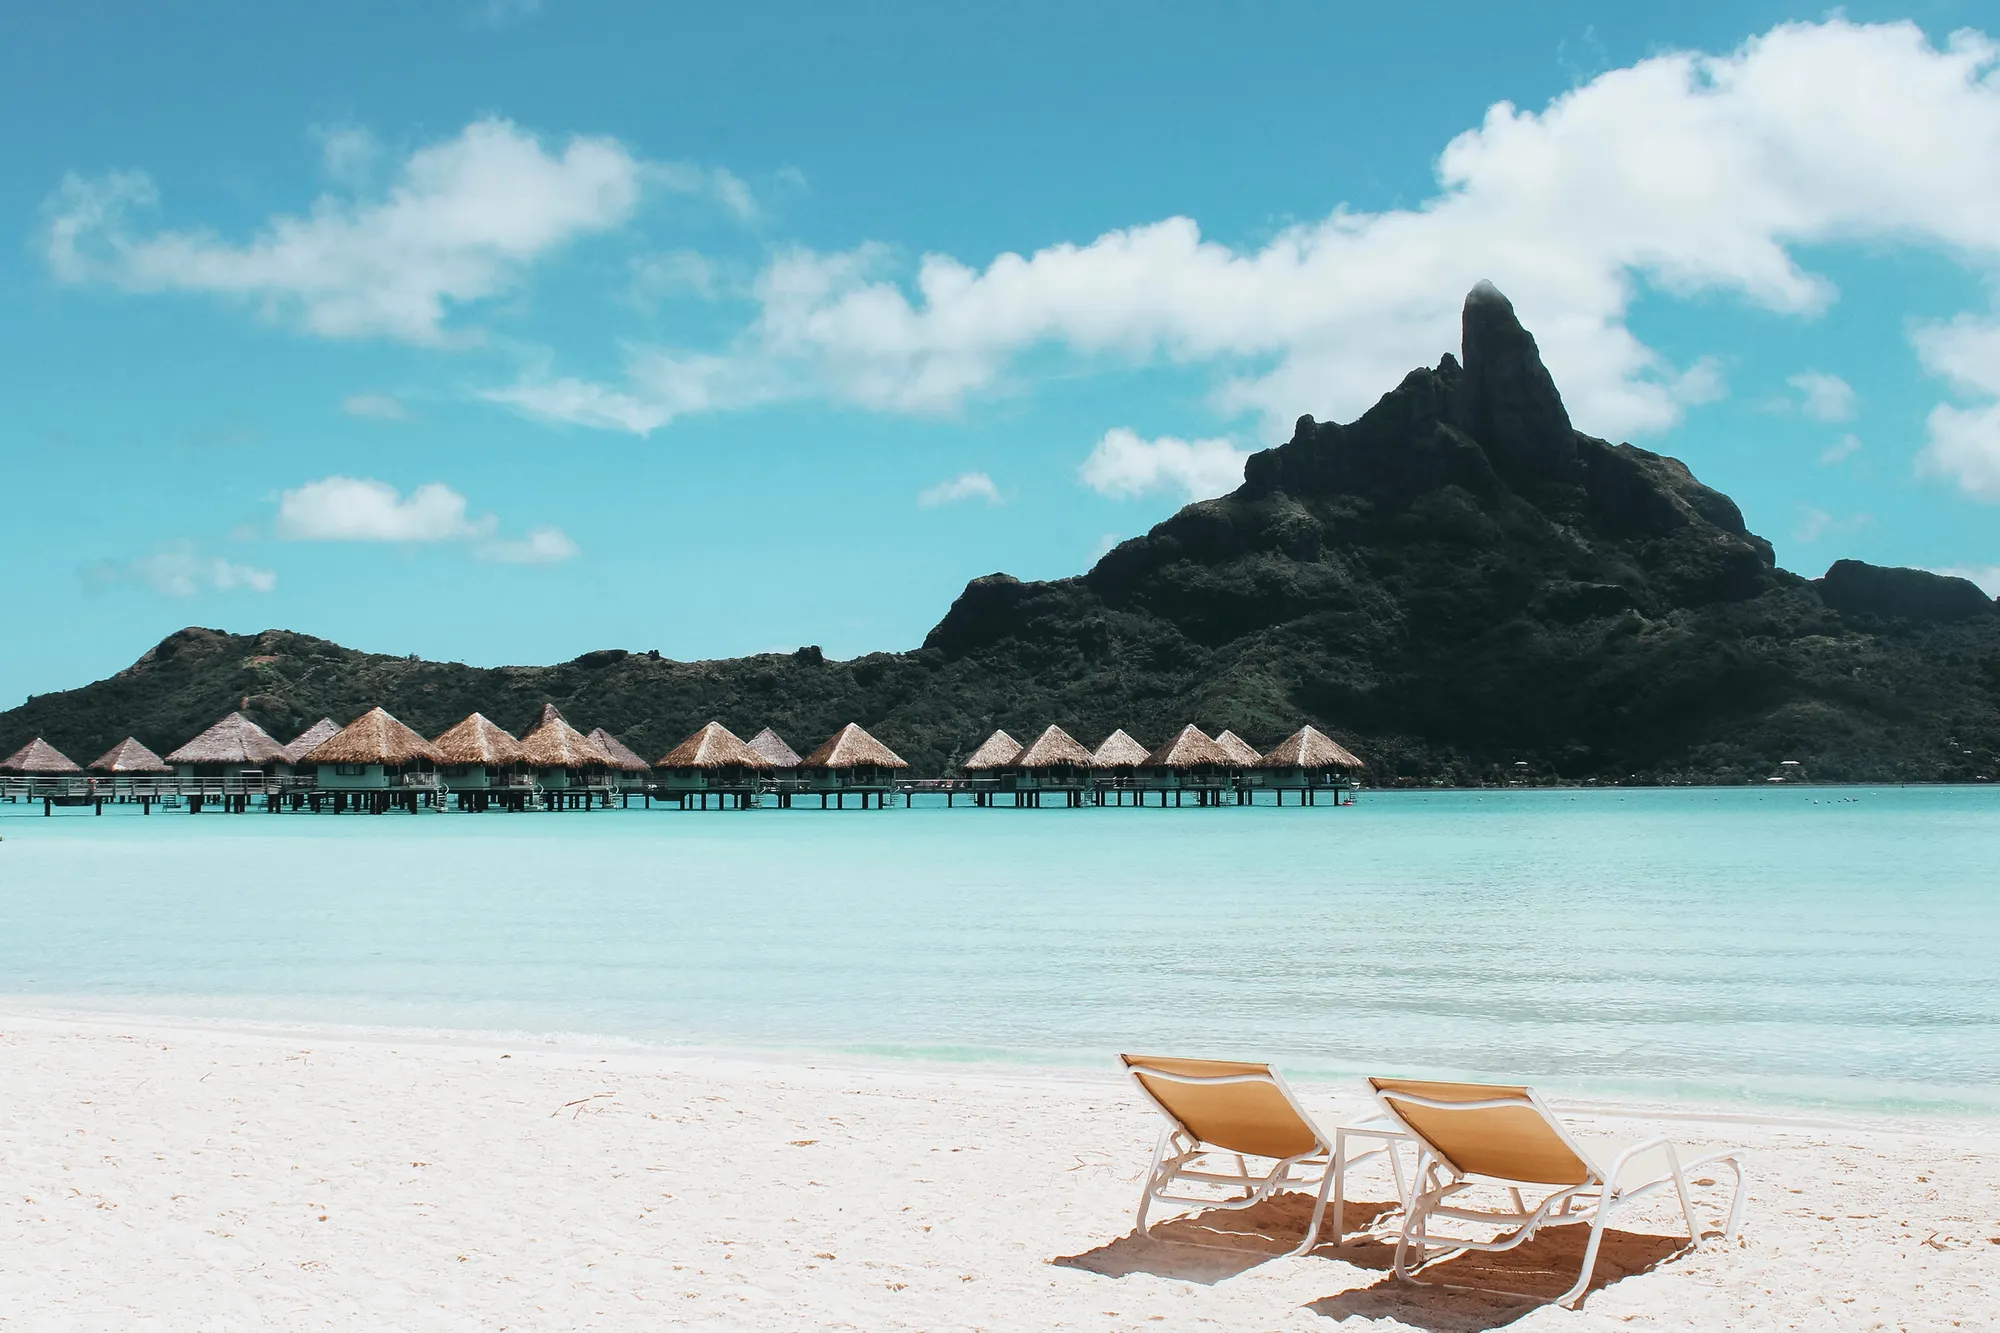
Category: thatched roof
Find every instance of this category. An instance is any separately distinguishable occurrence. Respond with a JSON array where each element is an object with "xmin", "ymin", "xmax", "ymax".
[
  {"xmin": 1144, "ymin": 725, "xmax": 1231, "ymax": 768},
  {"xmin": 280, "ymin": 719, "xmax": 342, "ymax": 765},
  {"xmin": 164, "ymin": 712, "xmax": 287, "ymax": 767},
  {"xmin": 519, "ymin": 703, "xmax": 611, "ymax": 768},
  {"xmin": 746, "ymin": 728, "xmax": 802, "ymax": 768},
  {"xmin": 1, "ymin": 738, "xmax": 82, "ymax": 774},
  {"xmin": 1212, "ymin": 730, "xmax": 1263, "ymax": 766},
  {"xmin": 800, "ymin": 723, "xmax": 909, "ymax": 770},
  {"xmin": 658, "ymin": 721, "xmax": 766, "ymax": 769},
  {"xmin": 1258, "ymin": 725, "xmax": 1365, "ymax": 770},
  {"xmin": 961, "ymin": 729, "xmax": 1022, "ymax": 771},
  {"xmin": 303, "ymin": 707, "xmax": 444, "ymax": 766},
  {"xmin": 88, "ymin": 737, "xmax": 171, "ymax": 774},
  {"xmin": 588, "ymin": 728, "xmax": 652, "ymax": 772},
  {"xmin": 1091, "ymin": 729, "xmax": 1151, "ymax": 767},
  {"xmin": 1016, "ymin": 724, "xmax": 1093, "ymax": 768},
  {"xmin": 432, "ymin": 713, "xmax": 524, "ymax": 766}
]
